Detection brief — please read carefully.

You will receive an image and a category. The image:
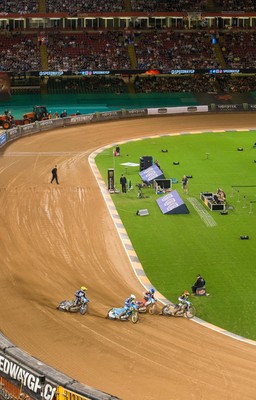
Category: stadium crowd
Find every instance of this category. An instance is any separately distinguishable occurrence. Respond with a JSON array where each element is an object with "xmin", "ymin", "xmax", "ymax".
[
  {"xmin": 0, "ymin": 0, "xmax": 256, "ymax": 14},
  {"xmin": 0, "ymin": 0, "xmax": 255, "ymax": 96},
  {"xmin": 45, "ymin": 0, "xmax": 124, "ymax": 14},
  {"xmin": 0, "ymin": 0, "xmax": 38, "ymax": 14},
  {"xmin": 1, "ymin": 30, "xmax": 256, "ymax": 72},
  {"xmin": 130, "ymin": 0, "xmax": 208, "ymax": 12},
  {"xmin": 0, "ymin": 33, "xmax": 40, "ymax": 72},
  {"xmin": 134, "ymin": 31, "xmax": 220, "ymax": 70},
  {"xmin": 220, "ymin": 31, "xmax": 256, "ymax": 68},
  {"xmin": 217, "ymin": 76, "xmax": 256, "ymax": 92},
  {"xmin": 47, "ymin": 76, "xmax": 128, "ymax": 94},
  {"xmin": 214, "ymin": 0, "xmax": 256, "ymax": 12},
  {"xmin": 47, "ymin": 31, "xmax": 130, "ymax": 71},
  {"xmin": 44, "ymin": 74, "xmax": 256, "ymax": 95},
  {"xmin": 134, "ymin": 75, "xmax": 217, "ymax": 93}
]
